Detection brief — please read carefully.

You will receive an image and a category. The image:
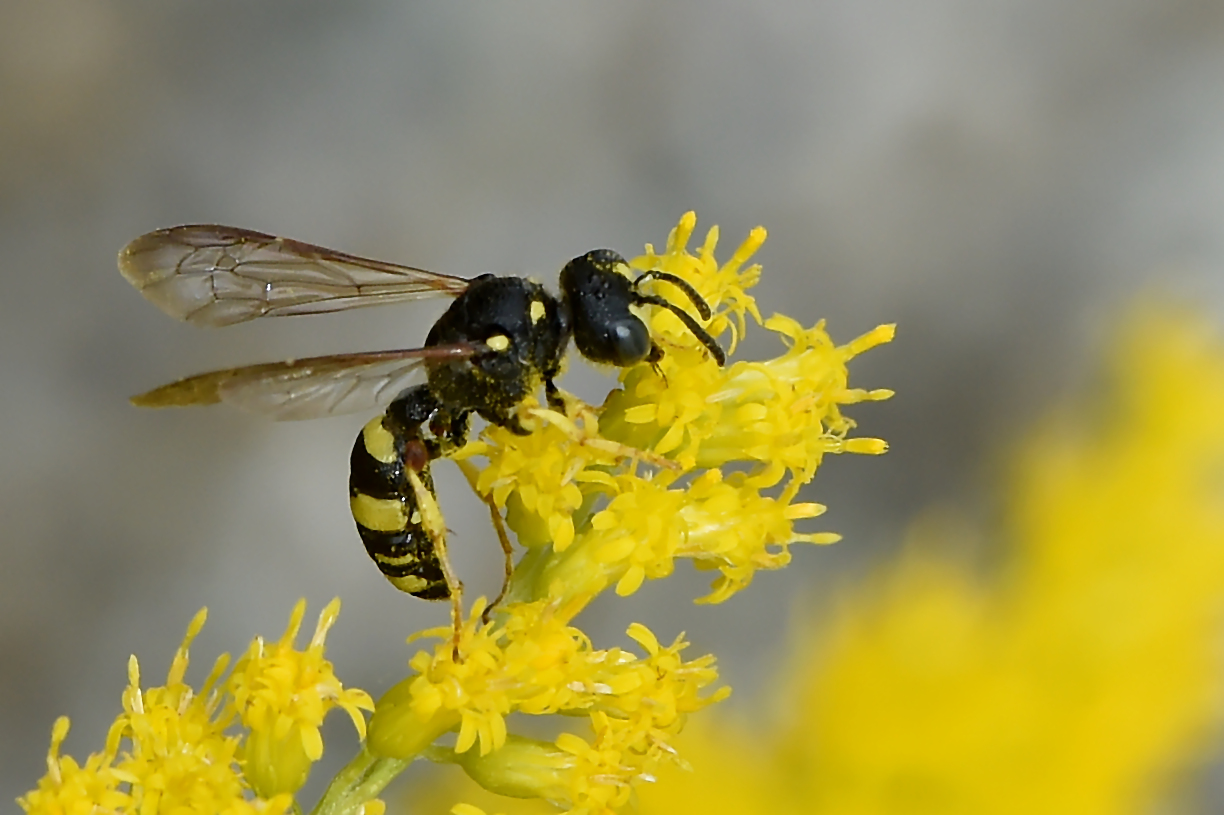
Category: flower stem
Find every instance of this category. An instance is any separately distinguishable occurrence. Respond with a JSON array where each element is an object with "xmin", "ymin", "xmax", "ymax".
[
  {"xmin": 310, "ymin": 746, "xmax": 412, "ymax": 815},
  {"xmin": 503, "ymin": 545, "xmax": 550, "ymax": 604}
]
